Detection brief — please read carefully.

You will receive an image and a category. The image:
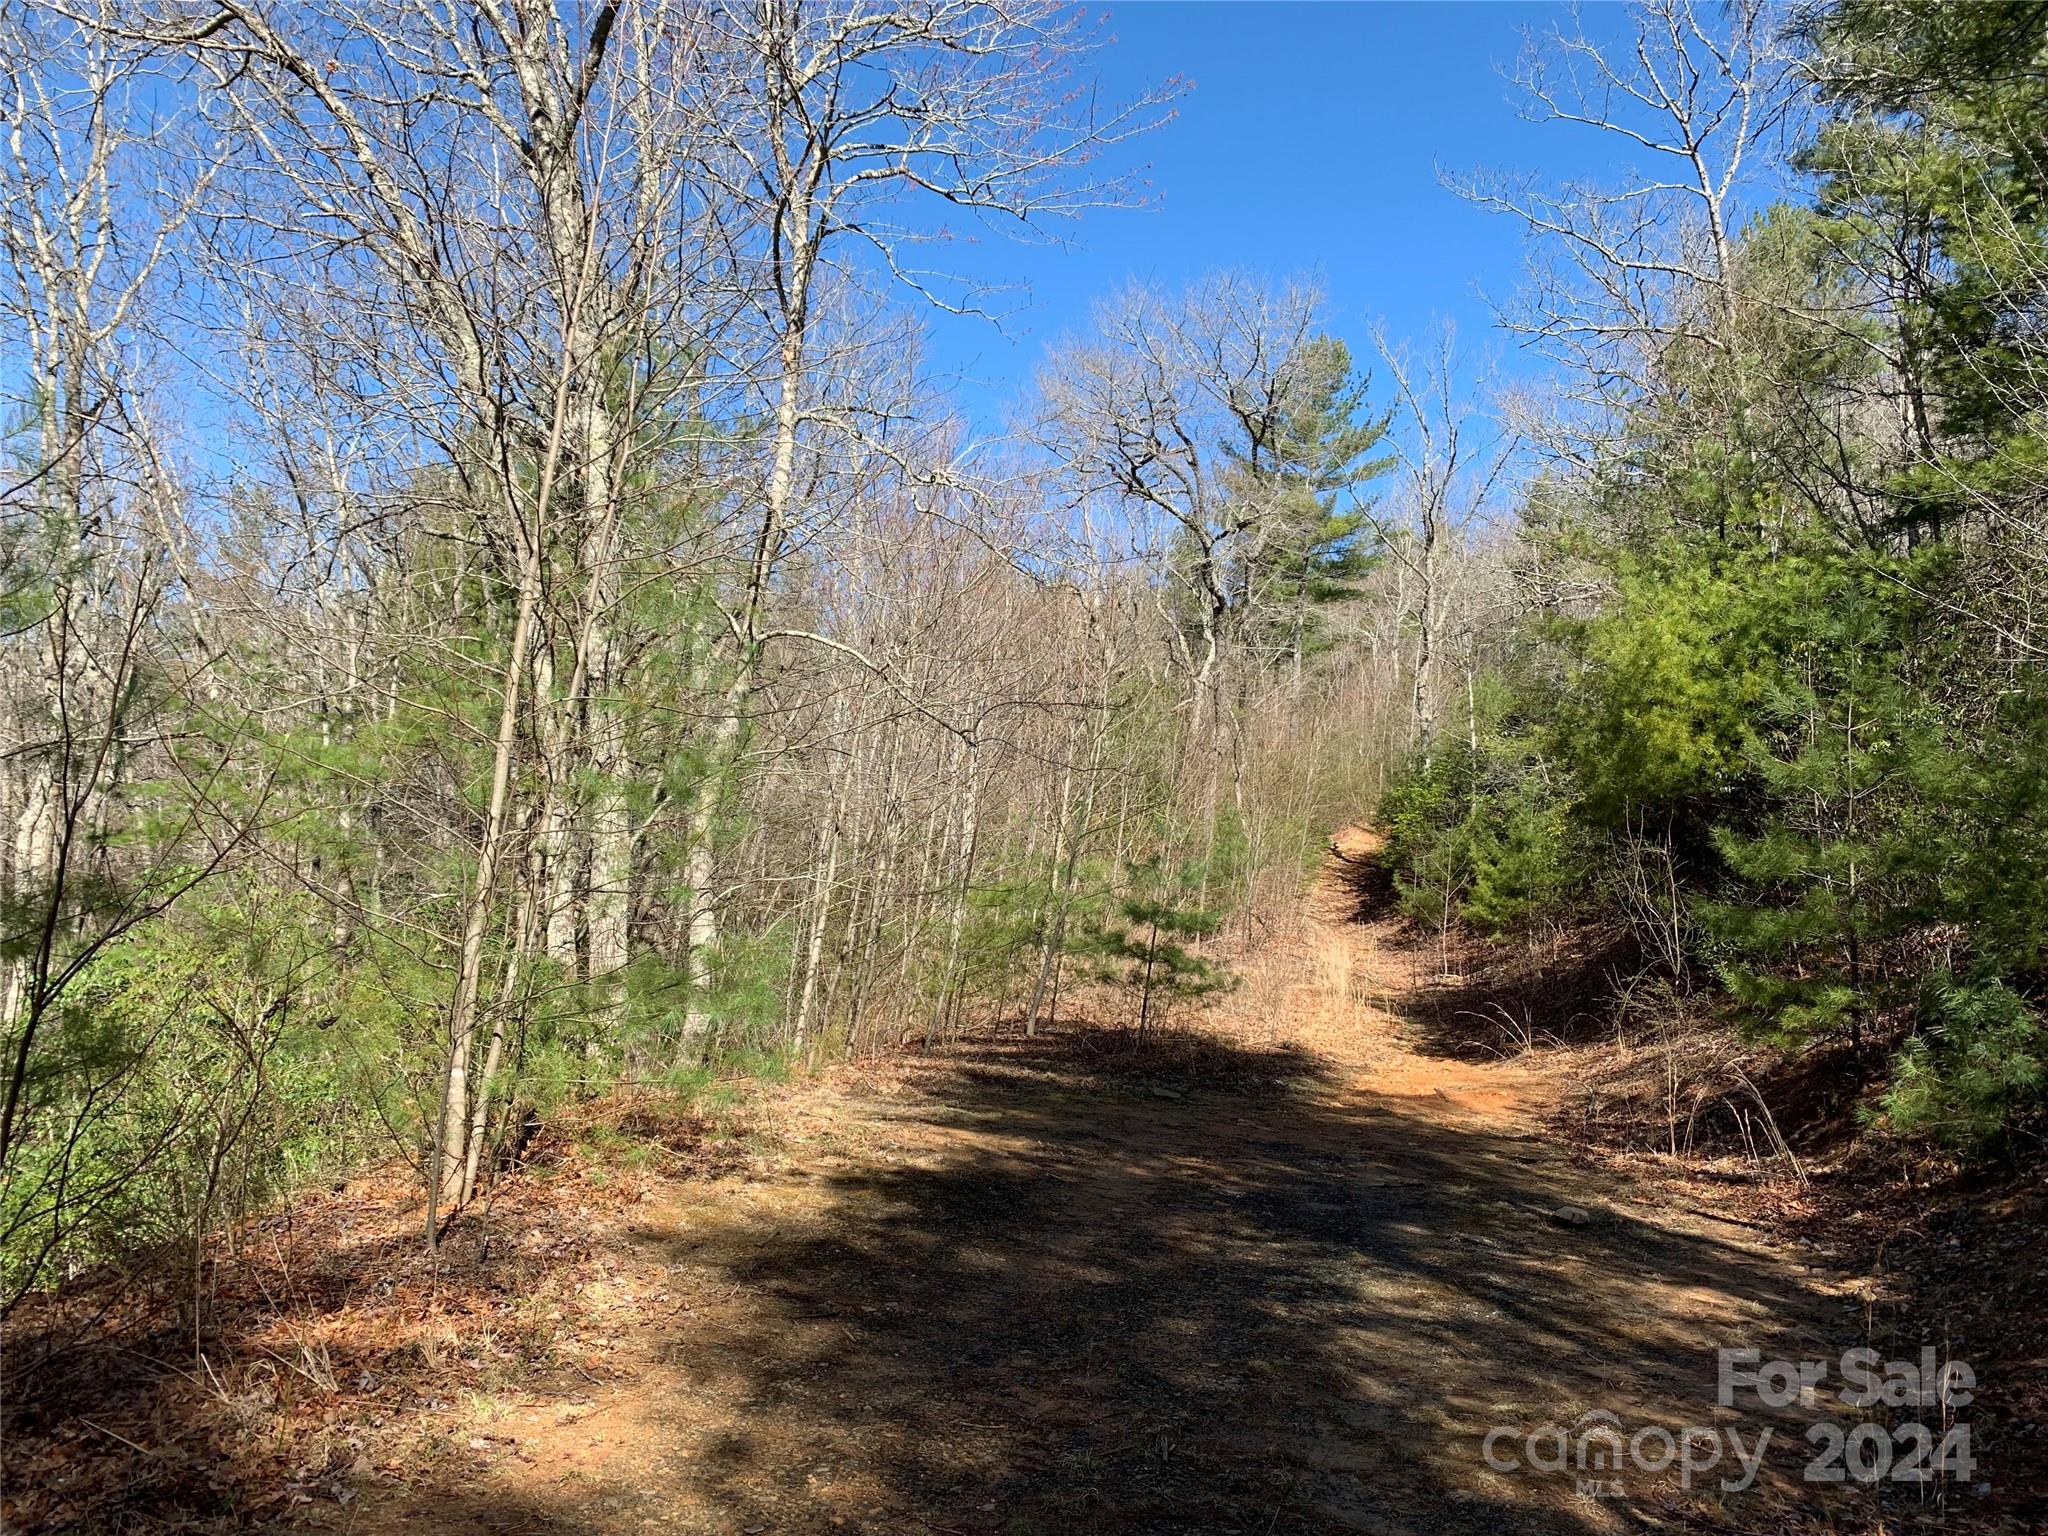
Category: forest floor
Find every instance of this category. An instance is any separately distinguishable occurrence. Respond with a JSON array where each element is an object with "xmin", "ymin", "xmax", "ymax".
[{"xmin": 7, "ymin": 831, "xmax": 2017, "ymax": 1534}]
